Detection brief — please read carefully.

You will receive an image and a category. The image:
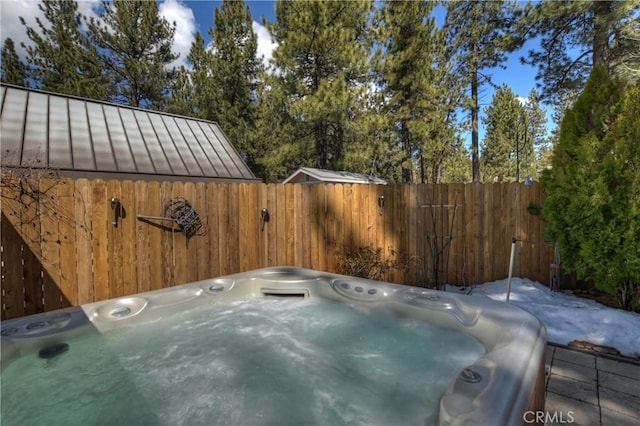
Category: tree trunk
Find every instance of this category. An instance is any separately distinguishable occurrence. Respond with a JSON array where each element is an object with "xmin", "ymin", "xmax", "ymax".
[
  {"xmin": 471, "ymin": 64, "xmax": 480, "ymax": 183},
  {"xmin": 592, "ymin": 0, "xmax": 612, "ymax": 68},
  {"xmin": 432, "ymin": 162, "xmax": 443, "ymax": 184},
  {"xmin": 515, "ymin": 119, "xmax": 520, "ymax": 183},
  {"xmin": 401, "ymin": 120, "xmax": 413, "ymax": 183},
  {"xmin": 315, "ymin": 122, "xmax": 327, "ymax": 169}
]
